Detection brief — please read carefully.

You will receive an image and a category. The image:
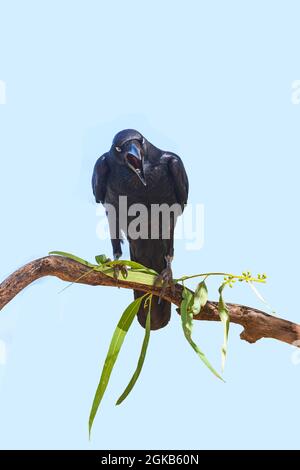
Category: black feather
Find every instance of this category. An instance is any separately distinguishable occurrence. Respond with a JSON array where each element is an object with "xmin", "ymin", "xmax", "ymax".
[{"xmin": 92, "ymin": 130, "xmax": 189, "ymax": 330}]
